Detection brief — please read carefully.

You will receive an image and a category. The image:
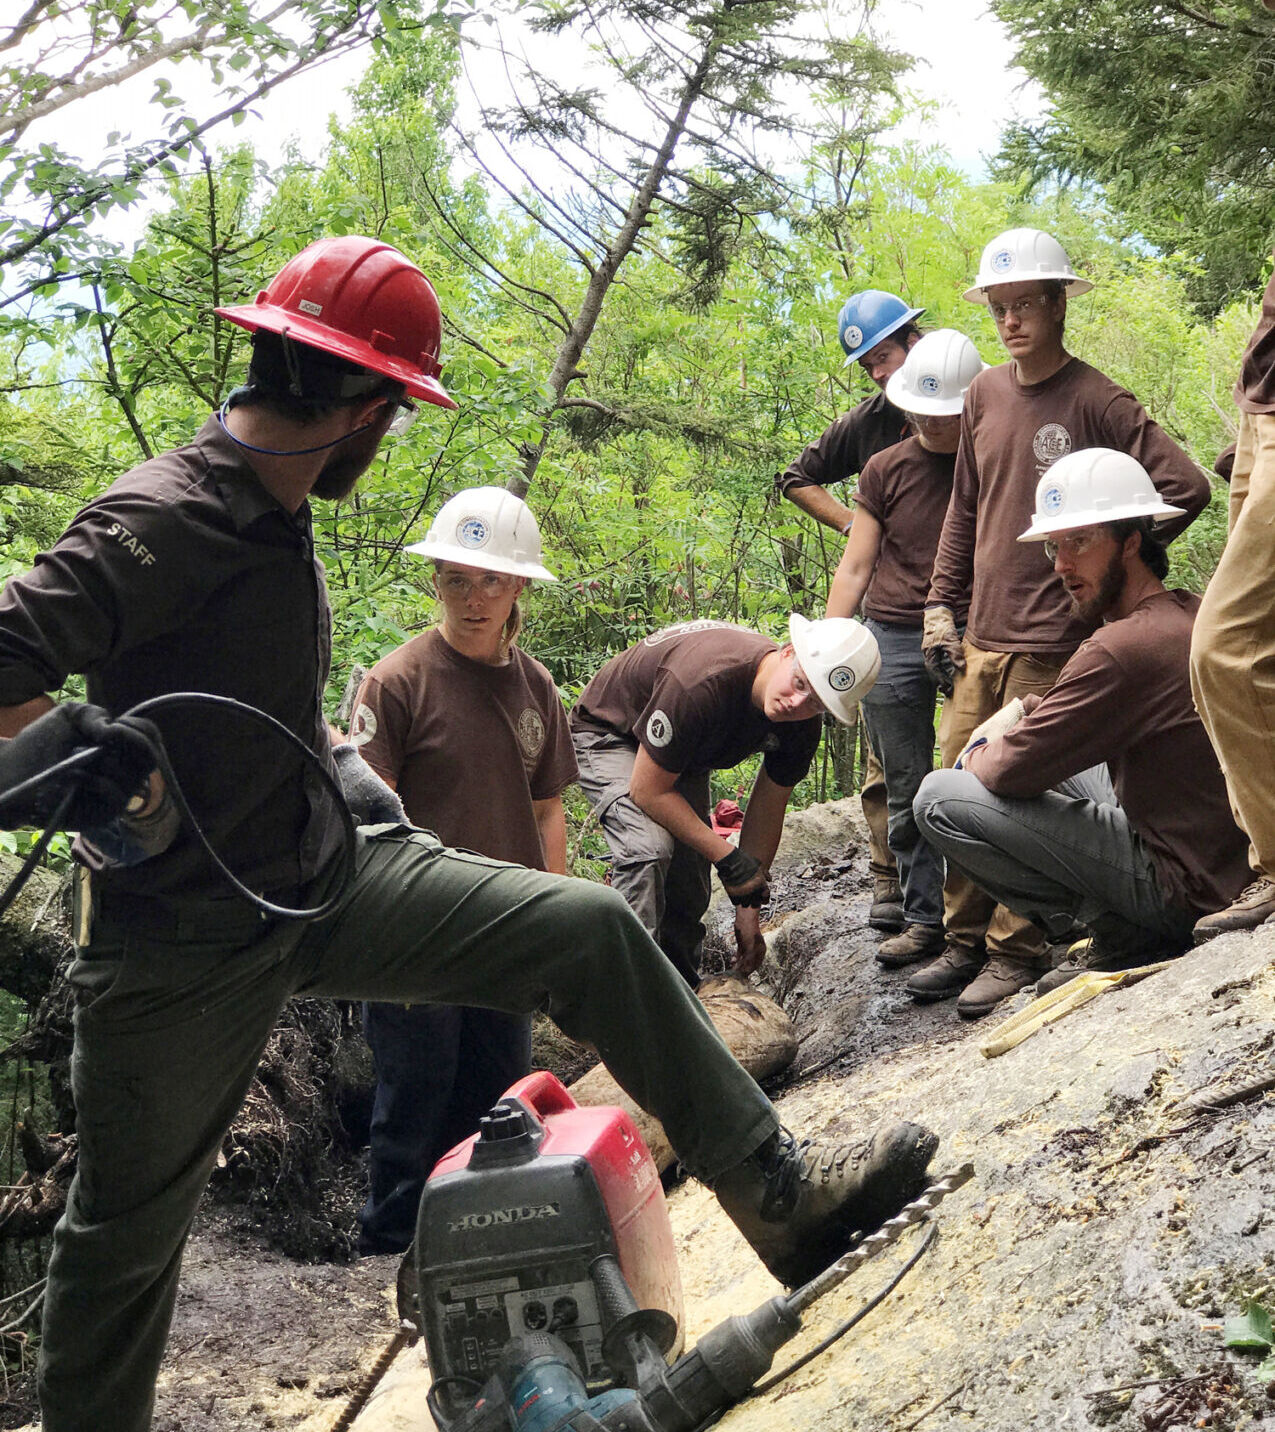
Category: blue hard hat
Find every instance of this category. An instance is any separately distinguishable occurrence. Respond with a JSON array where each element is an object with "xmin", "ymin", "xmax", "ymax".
[{"xmin": 837, "ymin": 289, "xmax": 926, "ymax": 365}]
